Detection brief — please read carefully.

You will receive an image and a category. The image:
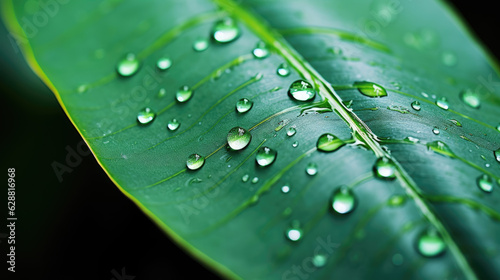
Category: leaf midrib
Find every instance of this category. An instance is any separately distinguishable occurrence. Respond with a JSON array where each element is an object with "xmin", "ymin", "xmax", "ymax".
[{"xmin": 213, "ymin": 0, "xmax": 478, "ymax": 279}]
